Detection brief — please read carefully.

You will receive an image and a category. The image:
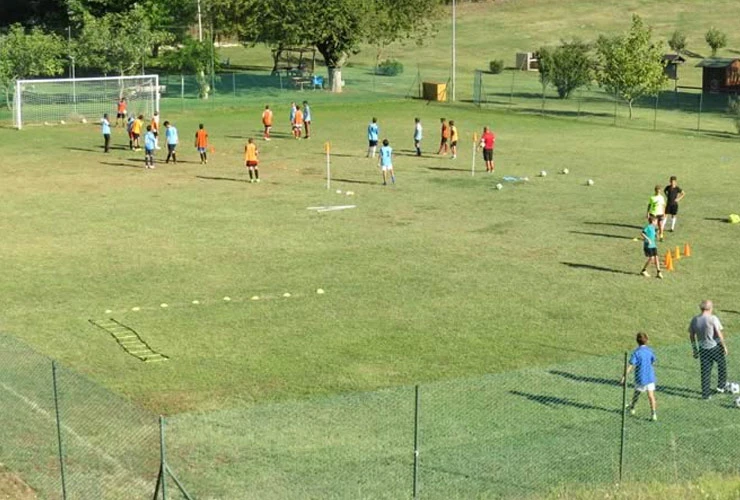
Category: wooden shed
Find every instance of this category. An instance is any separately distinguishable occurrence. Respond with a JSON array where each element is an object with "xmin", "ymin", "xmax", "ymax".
[
  {"xmin": 696, "ymin": 58, "xmax": 740, "ymax": 92},
  {"xmin": 661, "ymin": 54, "xmax": 686, "ymax": 81}
]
